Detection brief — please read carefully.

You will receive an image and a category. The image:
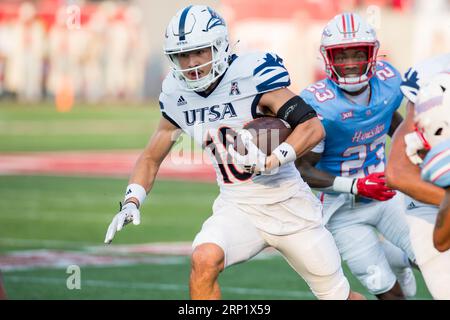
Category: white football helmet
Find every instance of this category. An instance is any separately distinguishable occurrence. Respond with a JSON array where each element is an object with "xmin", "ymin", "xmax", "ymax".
[
  {"xmin": 405, "ymin": 72, "xmax": 450, "ymax": 164},
  {"xmin": 164, "ymin": 5, "xmax": 230, "ymax": 91},
  {"xmin": 320, "ymin": 12, "xmax": 380, "ymax": 92},
  {"xmin": 415, "ymin": 72, "xmax": 450, "ymax": 146}
]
